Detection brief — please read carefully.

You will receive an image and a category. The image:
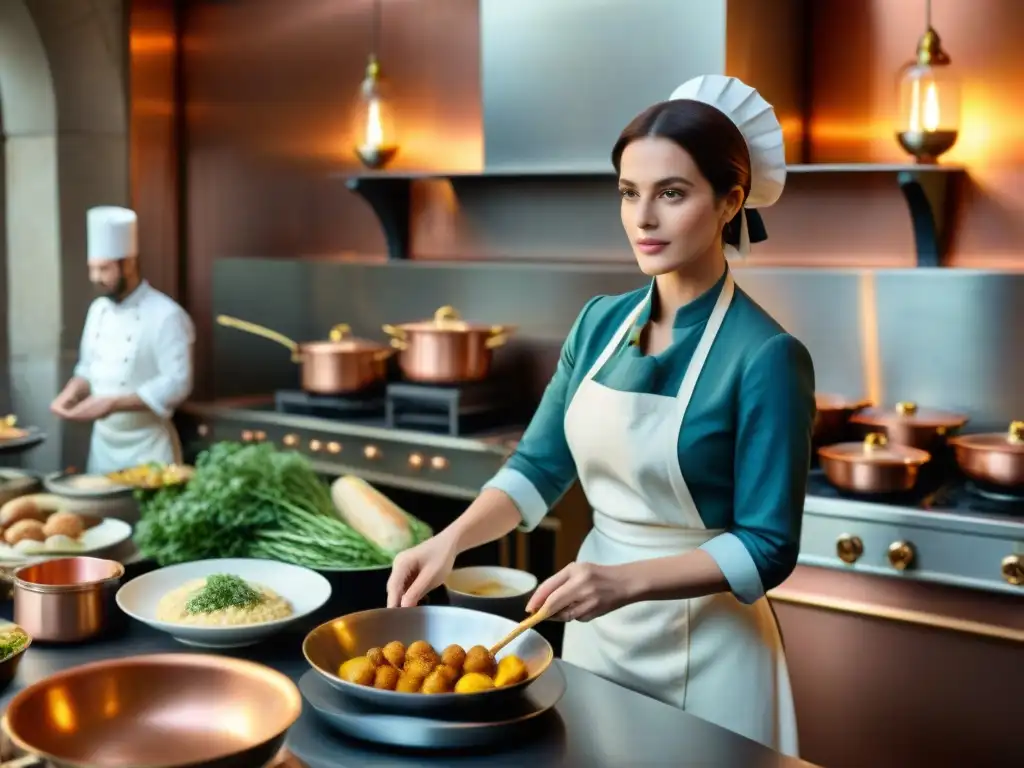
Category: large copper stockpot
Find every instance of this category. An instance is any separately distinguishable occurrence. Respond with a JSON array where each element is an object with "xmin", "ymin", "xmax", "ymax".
[
  {"xmin": 948, "ymin": 420, "xmax": 1024, "ymax": 490},
  {"xmin": 382, "ymin": 305, "xmax": 515, "ymax": 384},
  {"xmin": 813, "ymin": 393, "xmax": 871, "ymax": 446},
  {"xmin": 6, "ymin": 557, "xmax": 123, "ymax": 643},
  {"xmin": 818, "ymin": 432, "xmax": 932, "ymax": 494},
  {"xmin": 0, "ymin": 653, "xmax": 301, "ymax": 768},
  {"xmin": 217, "ymin": 315, "xmax": 392, "ymax": 395},
  {"xmin": 850, "ymin": 400, "xmax": 968, "ymax": 450}
]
